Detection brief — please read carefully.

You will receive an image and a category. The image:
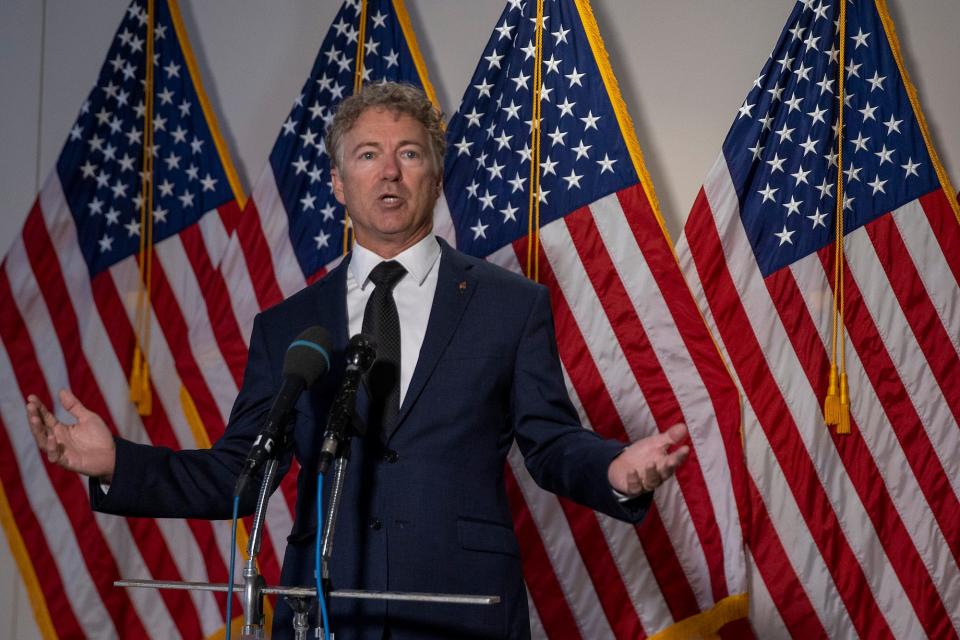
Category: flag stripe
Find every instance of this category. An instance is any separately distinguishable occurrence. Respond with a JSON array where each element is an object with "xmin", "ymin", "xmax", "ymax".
[
  {"xmin": 687, "ymin": 161, "xmax": 895, "ymax": 639},
  {"xmin": 916, "ymin": 190, "xmax": 960, "ymax": 295},
  {"xmin": 234, "ymin": 195, "xmax": 285, "ymax": 314},
  {"xmin": 20, "ymin": 208, "xmax": 187, "ymax": 637}
]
